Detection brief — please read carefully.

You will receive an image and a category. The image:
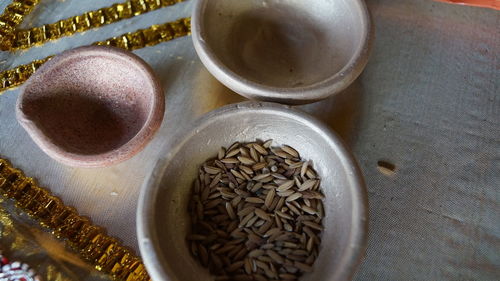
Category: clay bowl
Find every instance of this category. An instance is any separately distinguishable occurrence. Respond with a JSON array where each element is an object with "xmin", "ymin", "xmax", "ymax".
[
  {"xmin": 192, "ymin": 0, "xmax": 372, "ymax": 104},
  {"xmin": 137, "ymin": 102, "xmax": 368, "ymax": 281},
  {"xmin": 16, "ymin": 46, "xmax": 164, "ymax": 167}
]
